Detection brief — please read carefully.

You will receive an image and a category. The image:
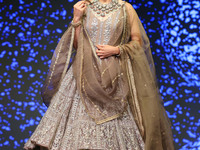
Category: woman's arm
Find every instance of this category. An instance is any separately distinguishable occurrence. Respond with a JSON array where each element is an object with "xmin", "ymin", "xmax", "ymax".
[
  {"xmin": 72, "ymin": 18, "xmax": 82, "ymax": 49},
  {"xmin": 96, "ymin": 3, "xmax": 141, "ymax": 59},
  {"xmin": 72, "ymin": 0, "xmax": 88, "ymax": 49},
  {"xmin": 95, "ymin": 45, "xmax": 120, "ymax": 59},
  {"xmin": 125, "ymin": 2, "xmax": 142, "ymax": 45}
]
